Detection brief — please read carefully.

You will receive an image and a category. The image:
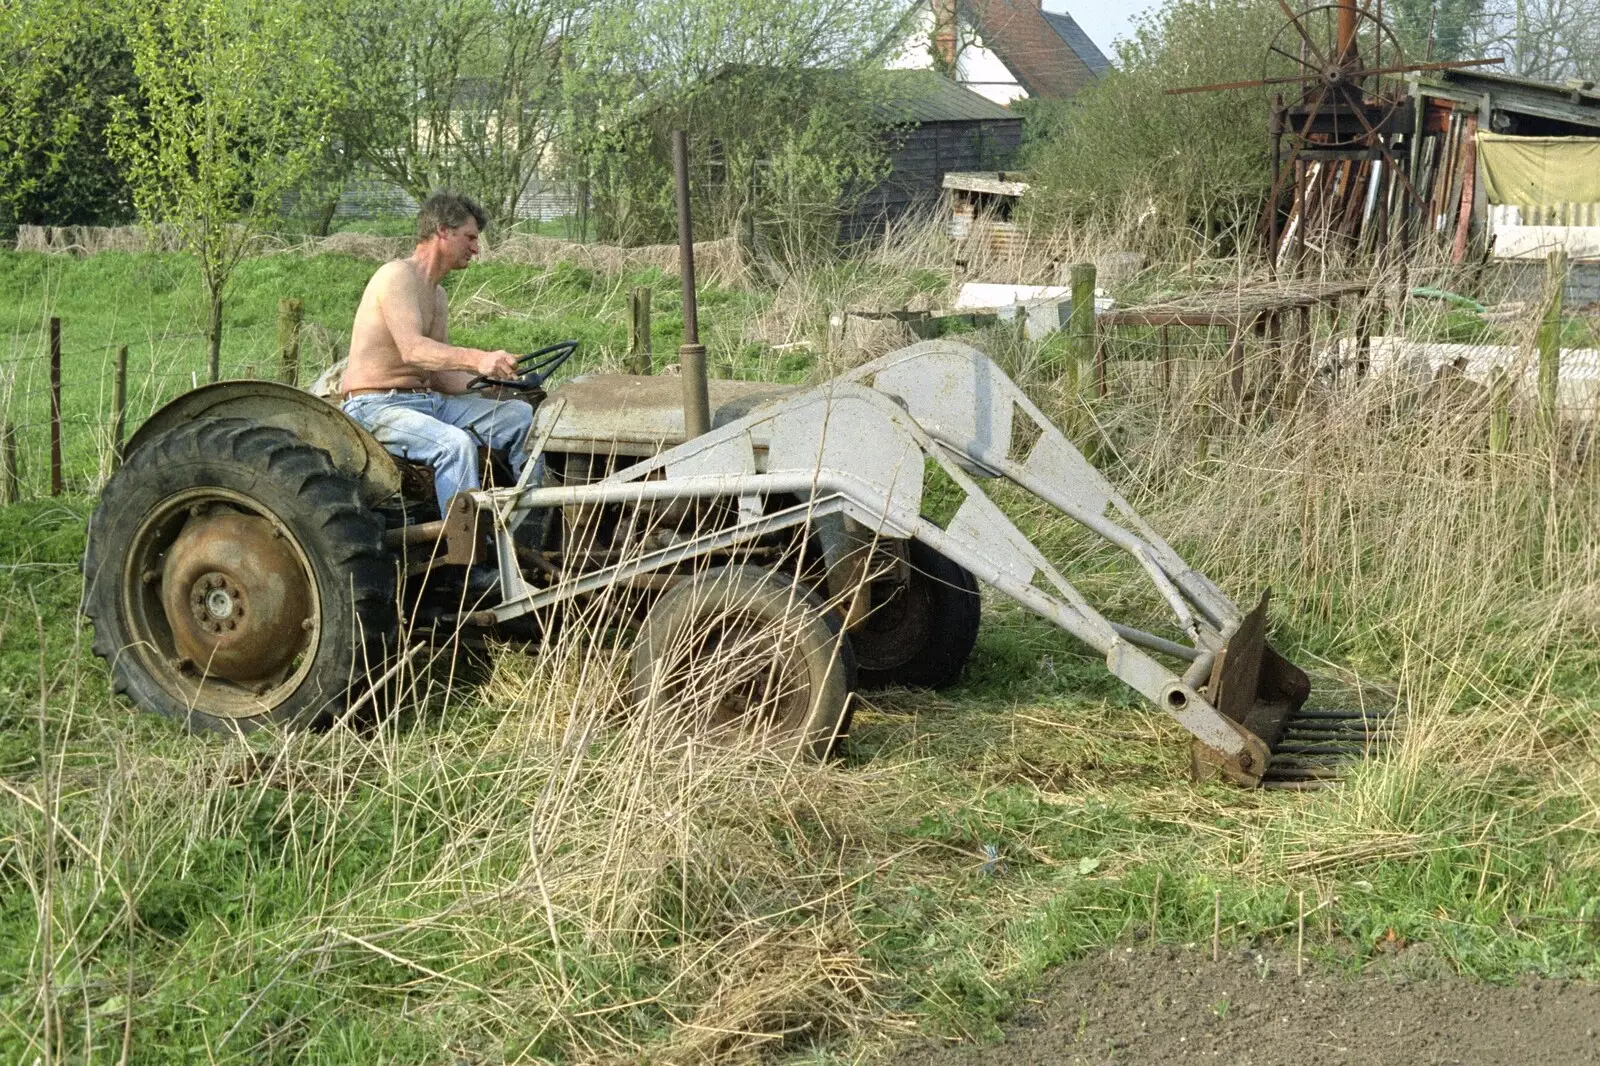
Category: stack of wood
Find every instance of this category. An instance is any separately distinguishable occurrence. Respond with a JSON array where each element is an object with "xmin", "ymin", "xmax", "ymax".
[
  {"xmin": 1411, "ymin": 102, "xmax": 1479, "ymax": 262},
  {"xmin": 1275, "ymin": 157, "xmax": 1406, "ymax": 267},
  {"xmin": 1274, "ymin": 100, "xmax": 1481, "ymax": 266}
]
